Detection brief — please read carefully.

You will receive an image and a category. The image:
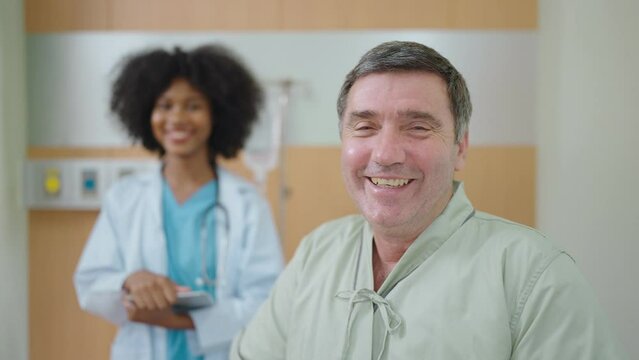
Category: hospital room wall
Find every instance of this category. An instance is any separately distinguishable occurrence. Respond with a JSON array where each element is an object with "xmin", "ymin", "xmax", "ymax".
[
  {"xmin": 22, "ymin": 1, "xmax": 537, "ymax": 360},
  {"xmin": 0, "ymin": 1, "xmax": 28, "ymax": 359},
  {"xmin": 537, "ymin": 0, "xmax": 639, "ymax": 357}
]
